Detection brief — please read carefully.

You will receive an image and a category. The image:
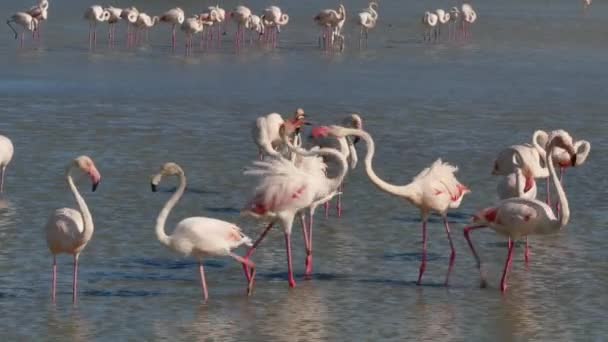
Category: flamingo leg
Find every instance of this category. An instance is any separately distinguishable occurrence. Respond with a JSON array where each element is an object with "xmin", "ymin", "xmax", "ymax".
[
  {"xmin": 51, "ymin": 255, "xmax": 57, "ymax": 303},
  {"xmin": 172, "ymin": 24, "xmax": 176, "ymax": 51},
  {"xmin": 556, "ymin": 168, "xmax": 565, "ymax": 215},
  {"xmin": 284, "ymin": 232, "xmax": 296, "ymax": 288},
  {"xmin": 72, "ymin": 254, "xmax": 79, "ymax": 304},
  {"xmin": 464, "ymin": 225, "xmax": 488, "ymax": 288},
  {"xmin": 230, "ymin": 253, "xmax": 256, "ymax": 296},
  {"xmin": 416, "ymin": 219, "xmax": 428, "ymax": 285},
  {"xmin": 336, "ymin": 183, "xmax": 343, "ymax": 217},
  {"xmin": 0, "ymin": 166, "xmax": 5, "ymax": 192},
  {"xmin": 198, "ymin": 261, "xmax": 209, "ymax": 301},
  {"xmin": 500, "ymin": 238, "xmax": 515, "ymax": 292},
  {"xmin": 243, "ymin": 222, "xmax": 273, "ymax": 281},
  {"xmin": 305, "ymin": 210, "xmax": 314, "ymax": 277},
  {"xmin": 546, "ymin": 177, "xmax": 551, "ymax": 206},
  {"xmin": 20, "ymin": 31, "xmax": 24, "ymax": 48},
  {"xmin": 443, "ymin": 217, "xmax": 456, "ymax": 286},
  {"xmin": 93, "ymin": 23, "xmax": 97, "ymax": 48},
  {"xmin": 524, "ymin": 236, "xmax": 530, "ymax": 265},
  {"xmin": 324, "ymin": 201, "xmax": 329, "ymax": 218}
]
